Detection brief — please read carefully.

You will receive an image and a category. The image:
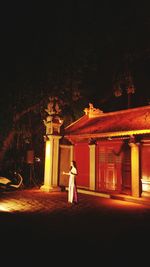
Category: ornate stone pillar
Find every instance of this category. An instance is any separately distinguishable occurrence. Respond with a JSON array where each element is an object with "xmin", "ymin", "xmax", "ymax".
[
  {"xmin": 41, "ymin": 135, "xmax": 62, "ymax": 192},
  {"xmin": 129, "ymin": 142, "xmax": 141, "ymax": 197},
  {"xmin": 40, "ymin": 98, "xmax": 63, "ymax": 192},
  {"xmin": 89, "ymin": 143, "xmax": 96, "ymax": 191}
]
